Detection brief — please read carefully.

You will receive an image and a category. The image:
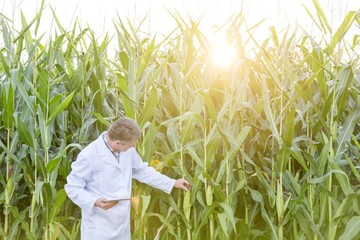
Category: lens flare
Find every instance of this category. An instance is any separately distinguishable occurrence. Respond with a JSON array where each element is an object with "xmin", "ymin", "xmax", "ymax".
[{"xmin": 209, "ymin": 35, "xmax": 236, "ymax": 67}]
